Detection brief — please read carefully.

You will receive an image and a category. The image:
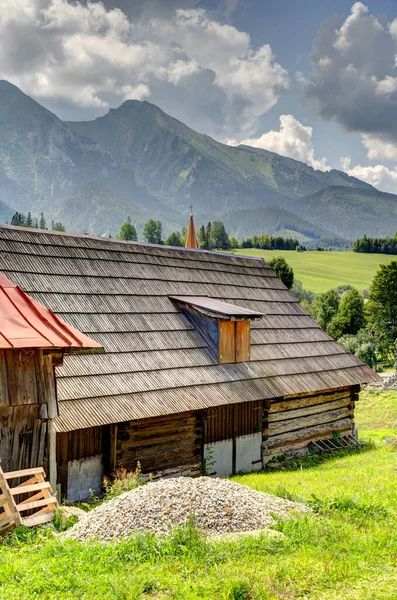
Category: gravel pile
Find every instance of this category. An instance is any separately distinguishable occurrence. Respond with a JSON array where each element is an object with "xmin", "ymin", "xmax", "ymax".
[{"xmin": 64, "ymin": 477, "xmax": 308, "ymax": 542}]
